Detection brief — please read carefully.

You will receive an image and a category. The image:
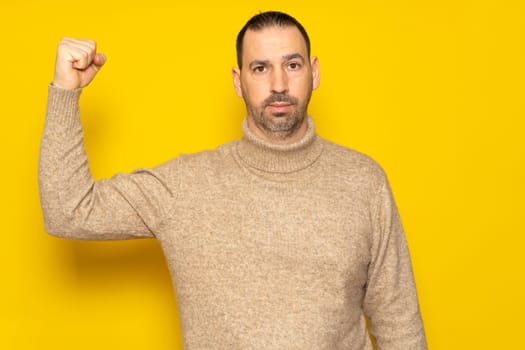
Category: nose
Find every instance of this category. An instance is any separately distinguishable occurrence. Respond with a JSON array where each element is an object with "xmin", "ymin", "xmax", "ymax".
[{"xmin": 270, "ymin": 67, "xmax": 289, "ymax": 94}]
